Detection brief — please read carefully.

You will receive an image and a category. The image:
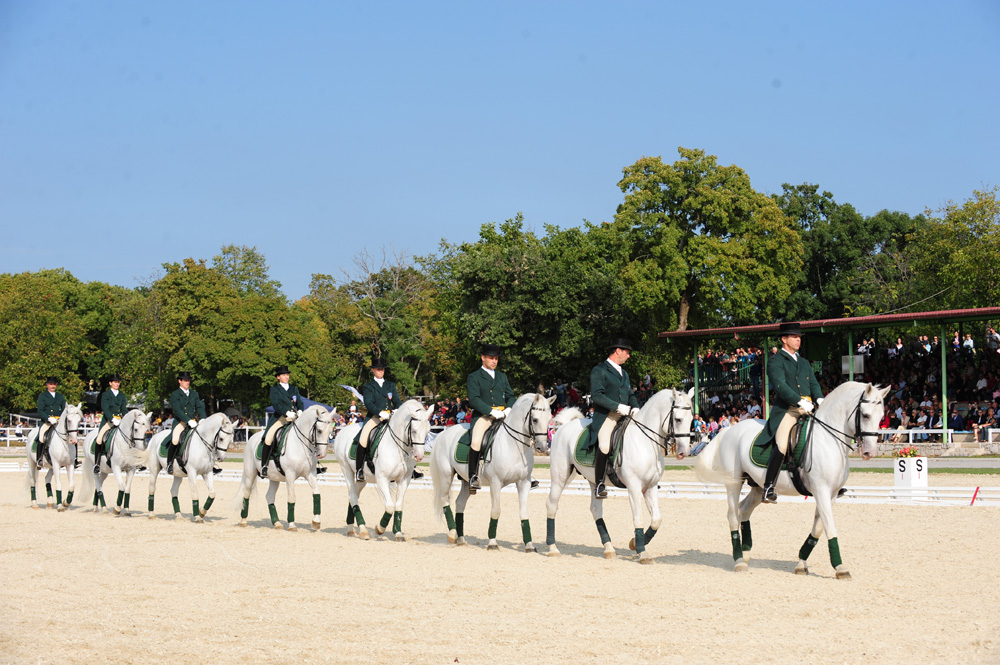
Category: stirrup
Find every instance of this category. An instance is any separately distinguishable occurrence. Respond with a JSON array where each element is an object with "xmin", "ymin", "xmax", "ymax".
[
  {"xmin": 259, "ymin": 464, "xmax": 269, "ymax": 479},
  {"xmin": 594, "ymin": 481, "xmax": 607, "ymax": 499},
  {"xmin": 469, "ymin": 474, "xmax": 481, "ymax": 490},
  {"xmin": 762, "ymin": 485, "xmax": 778, "ymax": 503},
  {"xmin": 355, "ymin": 468, "xmax": 365, "ymax": 482},
  {"xmin": 530, "ymin": 478, "xmax": 539, "ymax": 489},
  {"xmin": 93, "ymin": 464, "xmax": 101, "ymax": 474}
]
